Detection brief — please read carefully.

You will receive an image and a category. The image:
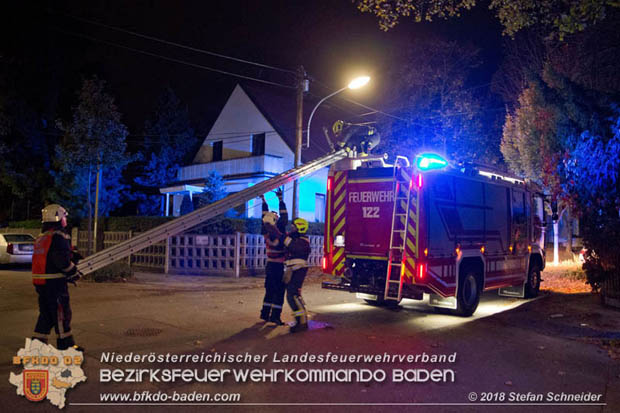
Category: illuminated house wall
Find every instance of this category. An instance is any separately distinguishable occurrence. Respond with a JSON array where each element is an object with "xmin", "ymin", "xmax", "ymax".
[{"xmin": 166, "ymin": 84, "xmax": 329, "ymax": 221}]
